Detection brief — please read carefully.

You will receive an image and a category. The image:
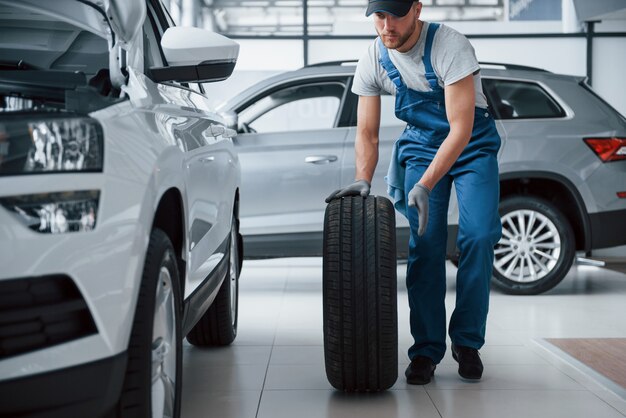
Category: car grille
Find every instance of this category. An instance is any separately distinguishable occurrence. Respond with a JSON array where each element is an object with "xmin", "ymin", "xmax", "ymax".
[{"xmin": 0, "ymin": 275, "xmax": 97, "ymax": 359}]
